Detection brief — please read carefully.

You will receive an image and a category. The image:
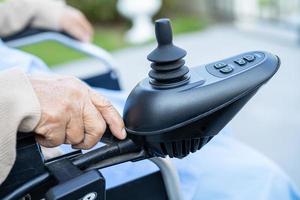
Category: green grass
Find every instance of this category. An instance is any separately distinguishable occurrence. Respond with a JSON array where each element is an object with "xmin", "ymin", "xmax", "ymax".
[
  {"xmin": 171, "ymin": 16, "xmax": 207, "ymax": 34},
  {"xmin": 20, "ymin": 26, "xmax": 127, "ymax": 67},
  {"xmin": 20, "ymin": 16, "xmax": 207, "ymax": 67}
]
